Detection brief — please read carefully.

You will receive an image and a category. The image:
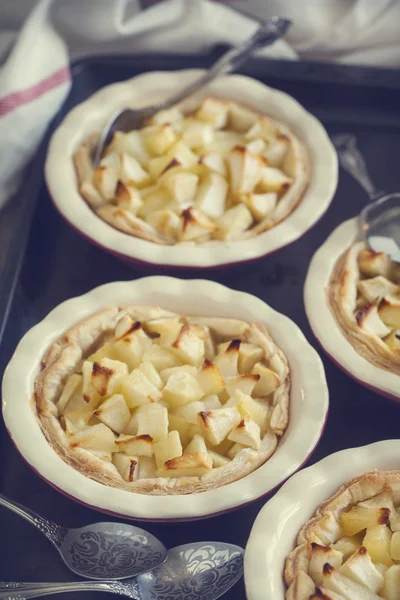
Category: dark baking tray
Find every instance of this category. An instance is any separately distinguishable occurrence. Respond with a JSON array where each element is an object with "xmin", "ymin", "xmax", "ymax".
[{"xmin": 1, "ymin": 52, "xmax": 400, "ymax": 598}]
